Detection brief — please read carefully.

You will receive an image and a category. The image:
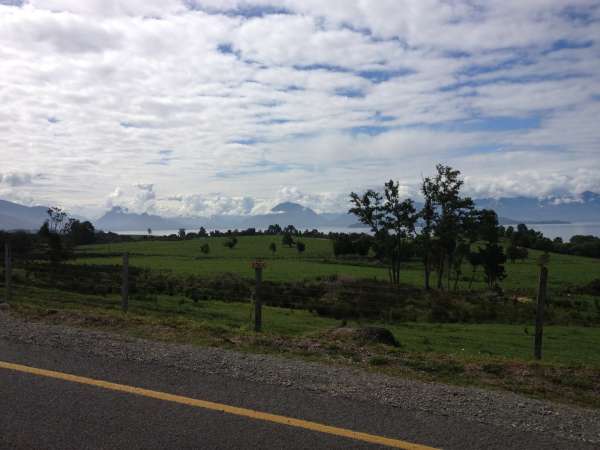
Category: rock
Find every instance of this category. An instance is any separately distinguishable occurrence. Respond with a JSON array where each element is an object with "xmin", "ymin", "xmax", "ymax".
[
  {"xmin": 330, "ymin": 326, "xmax": 399, "ymax": 347},
  {"xmin": 0, "ymin": 302, "xmax": 10, "ymax": 311},
  {"xmin": 357, "ymin": 327, "xmax": 400, "ymax": 347}
]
